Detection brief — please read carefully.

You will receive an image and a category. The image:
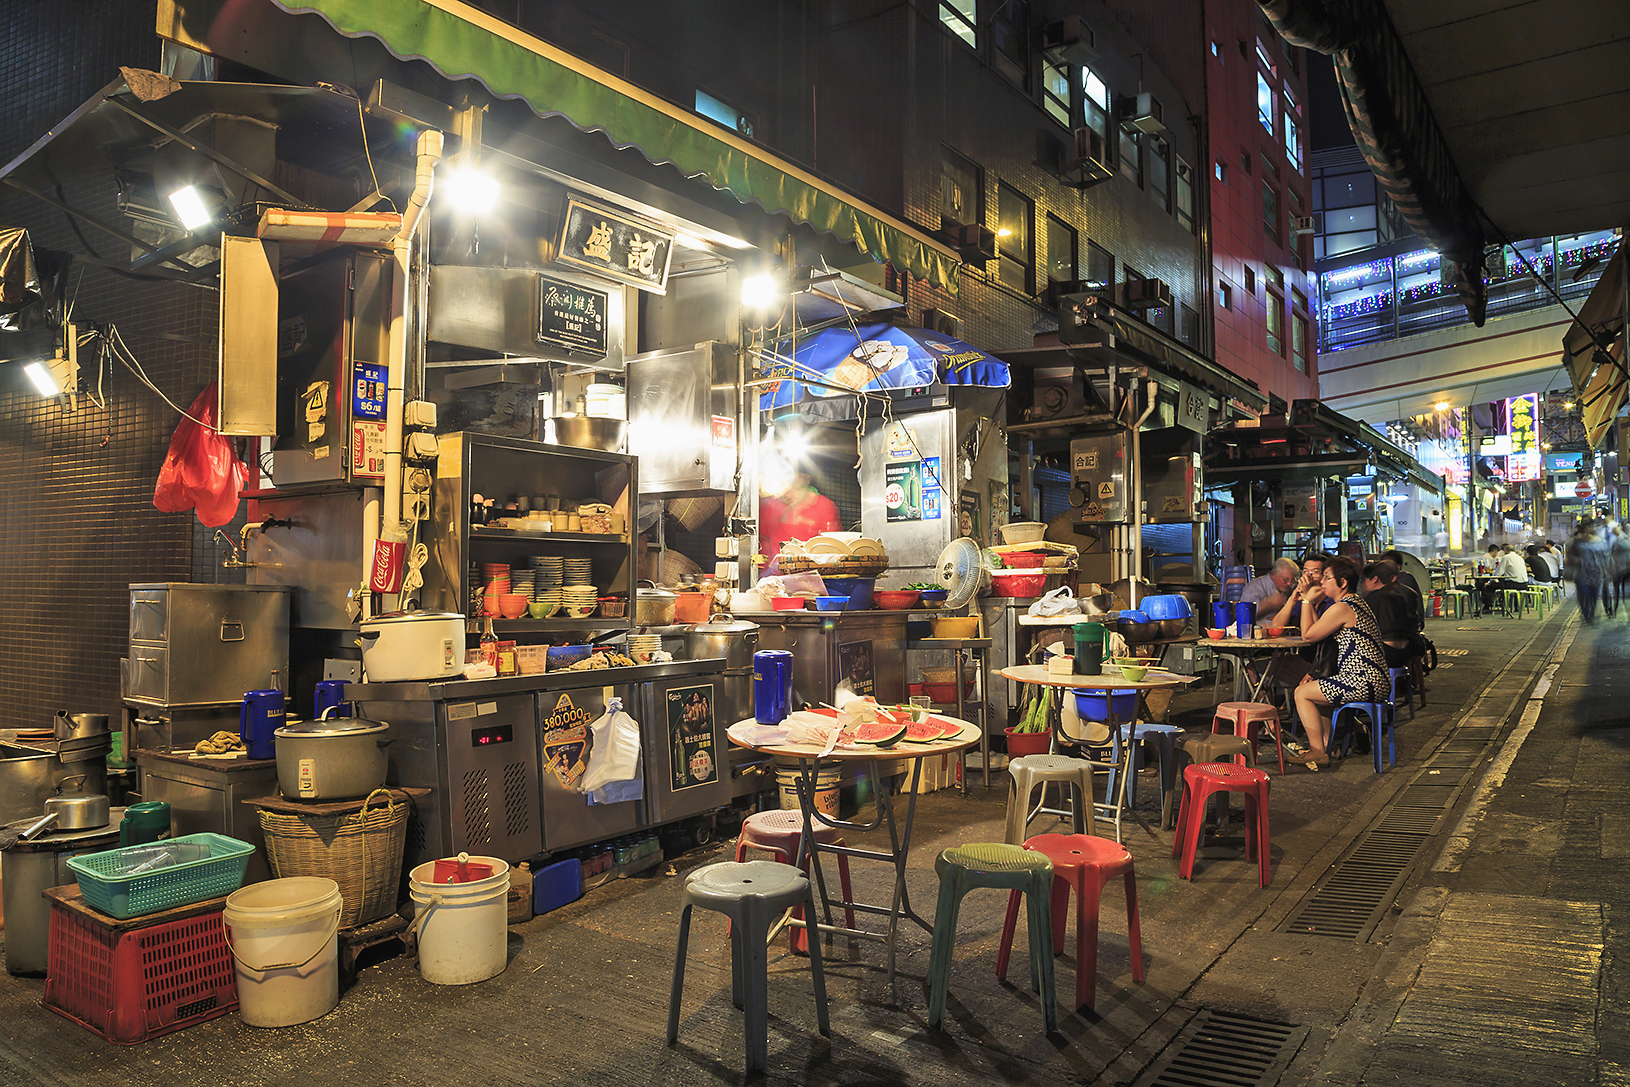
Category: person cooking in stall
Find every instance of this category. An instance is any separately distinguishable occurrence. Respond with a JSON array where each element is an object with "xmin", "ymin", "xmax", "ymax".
[
  {"xmin": 1289, "ymin": 556, "xmax": 1391, "ymax": 770},
  {"xmin": 757, "ymin": 450, "xmax": 841, "ymax": 558}
]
